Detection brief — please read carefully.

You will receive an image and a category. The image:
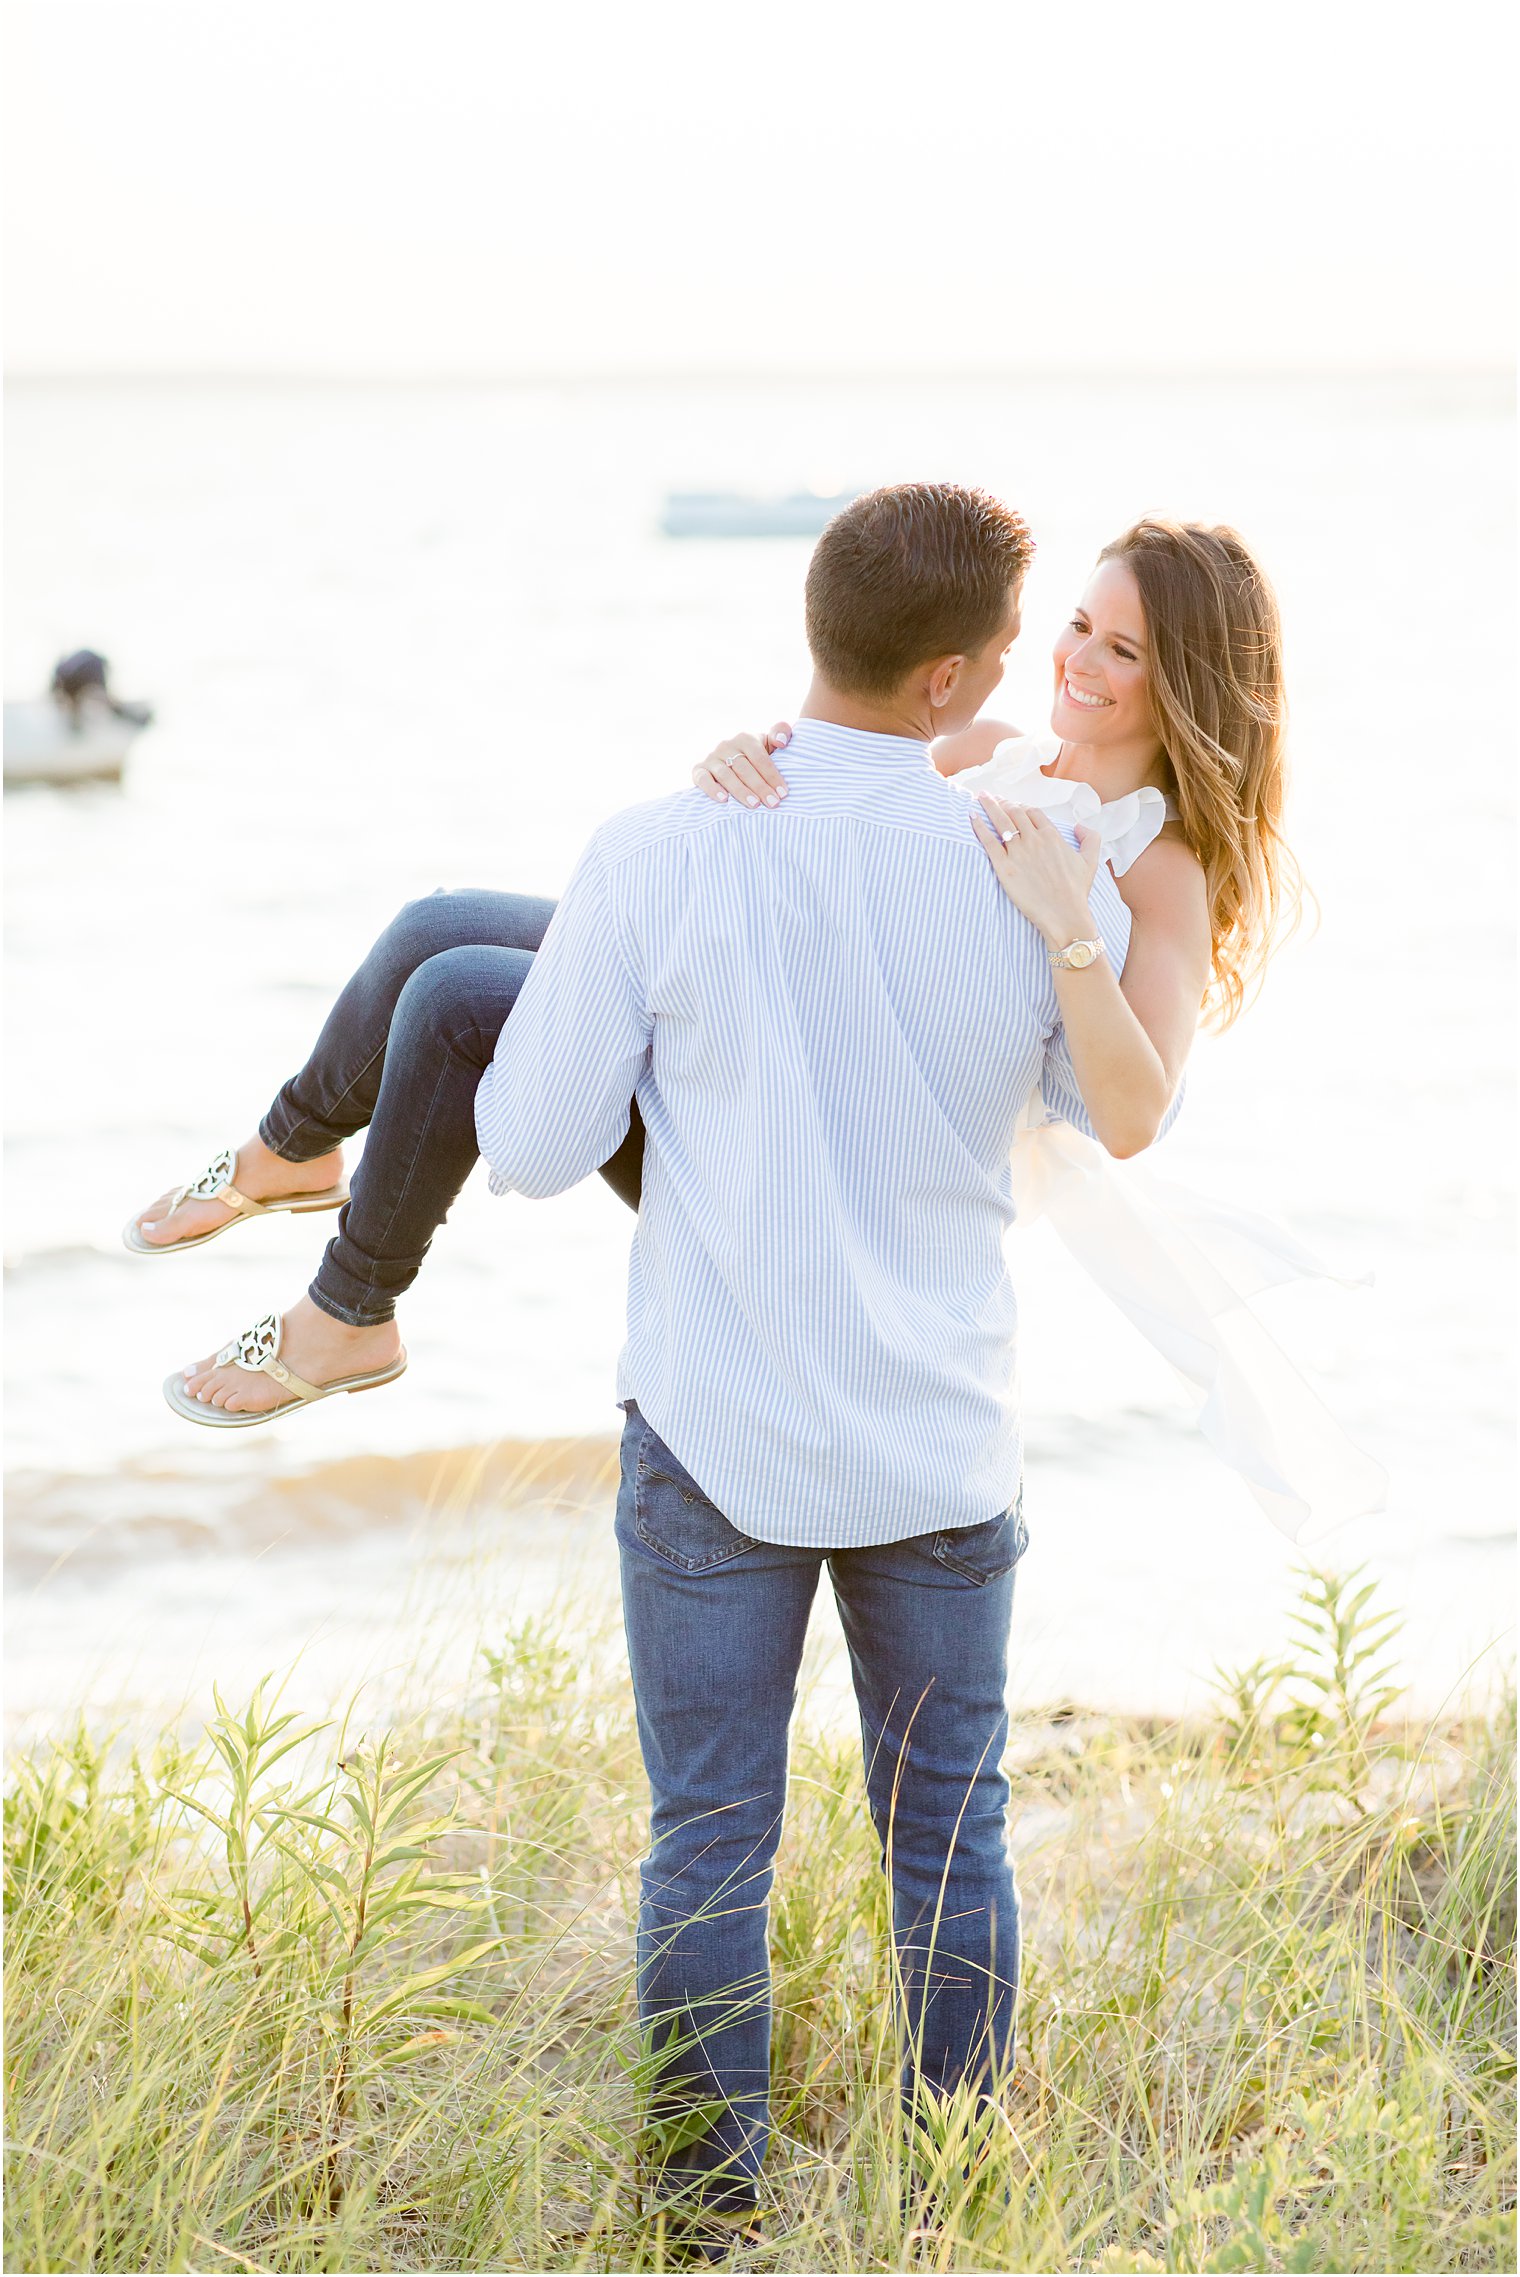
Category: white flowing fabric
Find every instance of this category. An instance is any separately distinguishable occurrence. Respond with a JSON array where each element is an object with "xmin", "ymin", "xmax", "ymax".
[
  {"xmin": 954, "ymin": 736, "xmax": 1389, "ymax": 1545},
  {"xmin": 1010, "ymin": 1115, "xmax": 1388, "ymax": 1544}
]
